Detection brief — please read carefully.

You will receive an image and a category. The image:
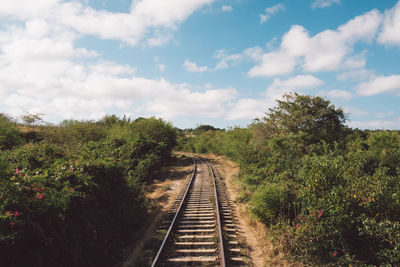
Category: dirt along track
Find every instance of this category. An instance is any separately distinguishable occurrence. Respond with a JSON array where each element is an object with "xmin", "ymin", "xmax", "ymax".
[{"xmin": 151, "ymin": 157, "xmax": 247, "ymax": 266}]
